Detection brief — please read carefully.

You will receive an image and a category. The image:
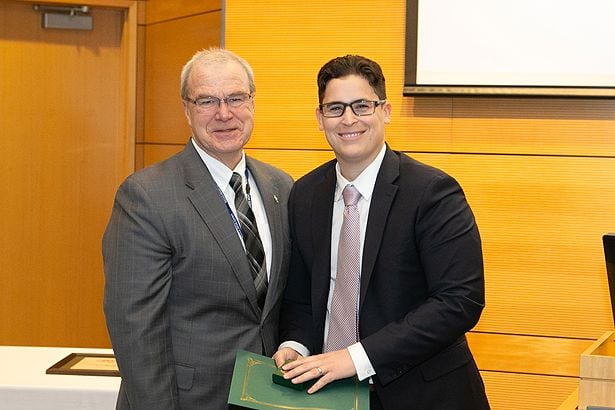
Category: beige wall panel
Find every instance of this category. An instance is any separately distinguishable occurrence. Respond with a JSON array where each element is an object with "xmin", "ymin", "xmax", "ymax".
[
  {"xmin": 480, "ymin": 372, "xmax": 579, "ymax": 410},
  {"xmin": 412, "ymin": 153, "xmax": 615, "ymax": 339},
  {"xmin": 144, "ymin": 11, "xmax": 221, "ymax": 145},
  {"xmin": 144, "ymin": 0, "xmax": 220, "ymax": 24},
  {"xmin": 1, "ymin": 1, "xmax": 135, "ymax": 346}
]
